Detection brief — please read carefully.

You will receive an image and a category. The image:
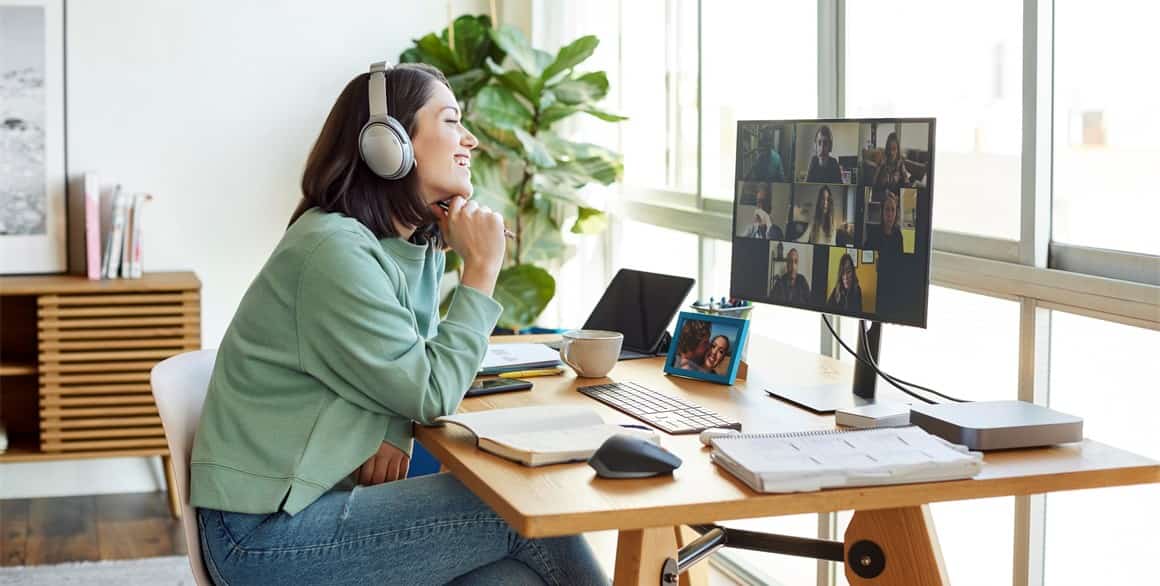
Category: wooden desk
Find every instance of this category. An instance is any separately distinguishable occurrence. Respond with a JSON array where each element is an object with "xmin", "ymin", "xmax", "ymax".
[{"xmin": 415, "ymin": 340, "xmax": 1160, "ymax": 585}]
